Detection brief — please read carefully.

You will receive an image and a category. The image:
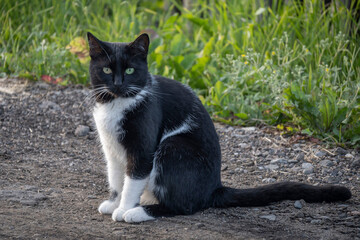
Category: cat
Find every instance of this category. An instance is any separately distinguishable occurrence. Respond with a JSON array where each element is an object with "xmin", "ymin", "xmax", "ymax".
[{"xmin": 87, "ymin": 32, "xmax": 351, "ymax": 223}]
